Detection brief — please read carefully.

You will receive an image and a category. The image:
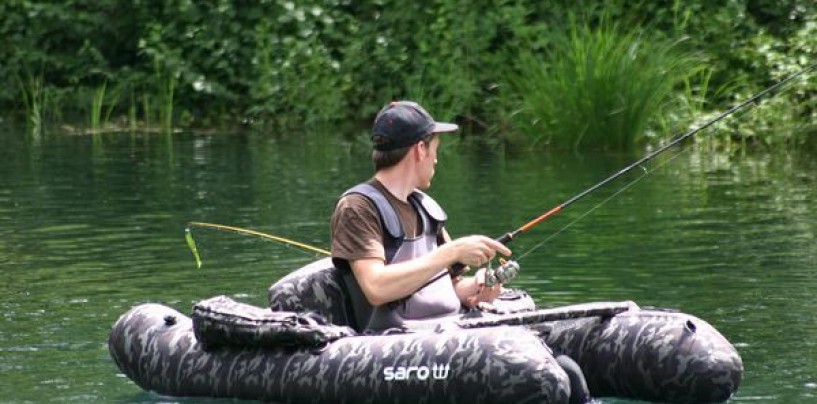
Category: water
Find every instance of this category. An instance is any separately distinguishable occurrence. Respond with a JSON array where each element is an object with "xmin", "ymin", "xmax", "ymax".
[{"xmin": 1, "ymin": 128, "xmax": 815, "ymax": 403}]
